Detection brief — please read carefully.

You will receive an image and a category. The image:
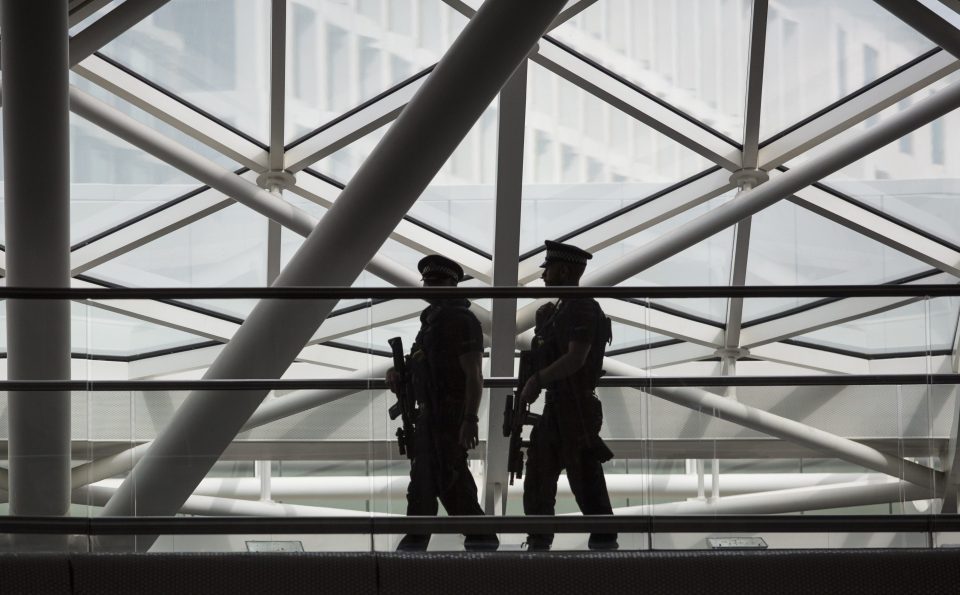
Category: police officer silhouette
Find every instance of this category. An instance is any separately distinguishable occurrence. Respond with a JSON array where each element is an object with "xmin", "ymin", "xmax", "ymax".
[
  {"xmin": 519, "ymin": 240, "xmax": 617, "ymax": 551},
  {"xmin": 388, "ymin": 254, "xmax": 498, "ymax": 552}
]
